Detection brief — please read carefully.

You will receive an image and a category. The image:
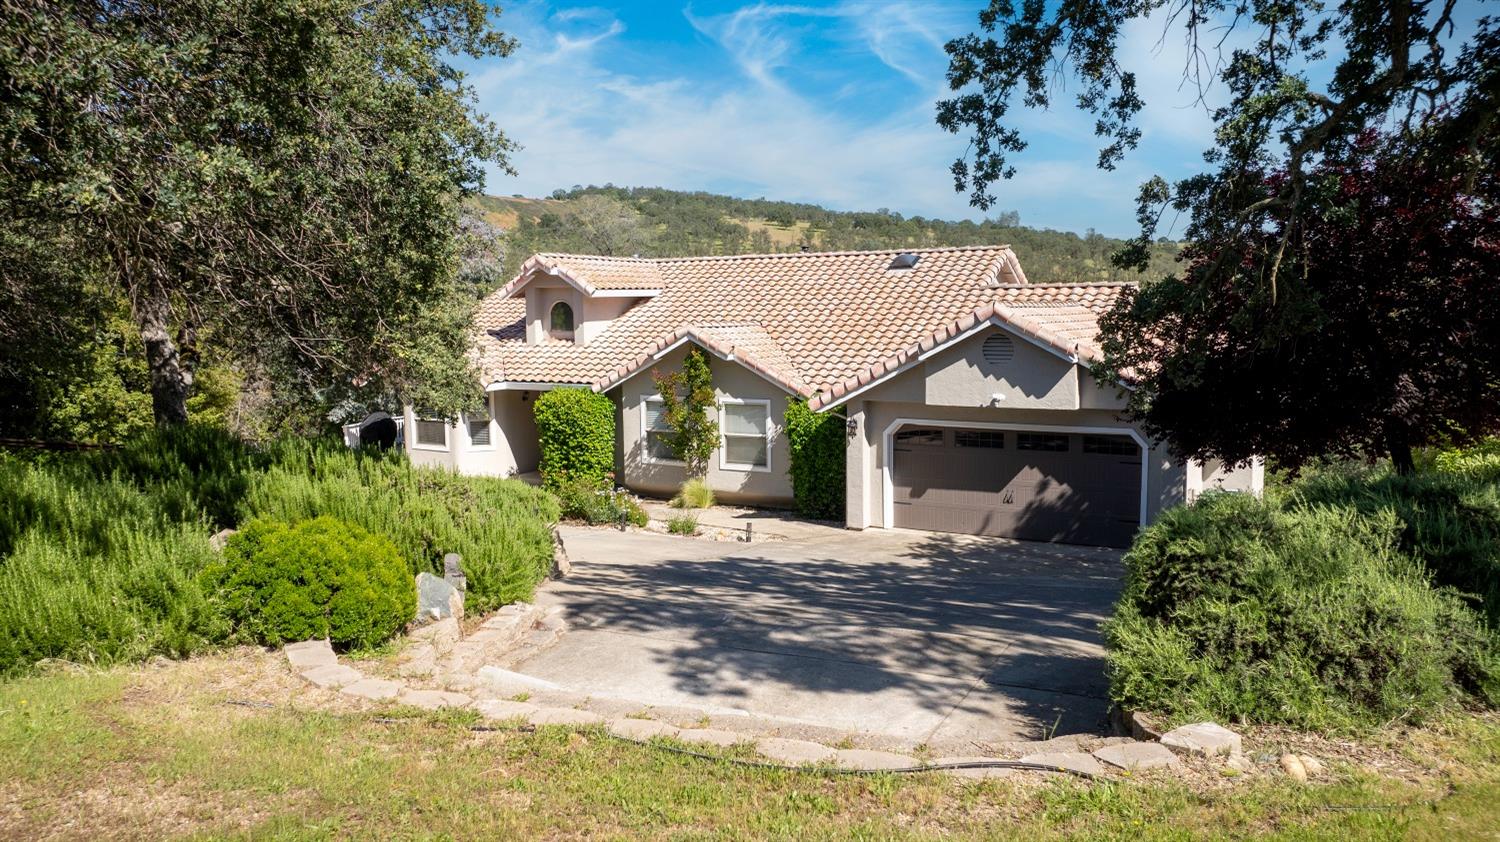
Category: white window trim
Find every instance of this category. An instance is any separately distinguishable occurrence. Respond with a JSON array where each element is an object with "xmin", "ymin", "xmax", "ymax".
[
  {"xmin": 879, "ymin": 418, "xmax": 1149, "ymax": 530},
  {"xmin": 465, "ymin": 402, "xmax": 494, "ymax": 451},
  {"xmin": 411, "ymin": 416, "xmax": 450, "ymax": 452},
  {"xmin": 640, "ymin": 395, "xmax": 685, "ymax": 466},
  {"xmin": 719, "ymin": 398, "xmax": 773, "ymax": 473}
]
